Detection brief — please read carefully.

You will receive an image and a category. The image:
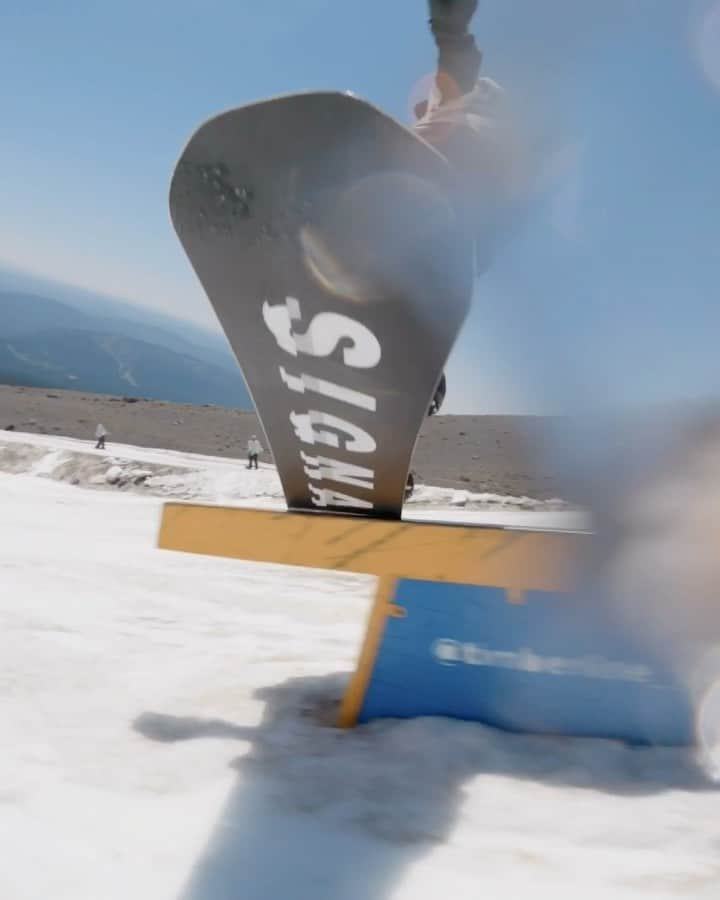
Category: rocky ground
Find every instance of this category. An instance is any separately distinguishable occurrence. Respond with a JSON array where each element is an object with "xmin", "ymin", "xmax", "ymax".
[{"xmin": 0, "ymin": 384, "xmax": 567, "ymax": 499}]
